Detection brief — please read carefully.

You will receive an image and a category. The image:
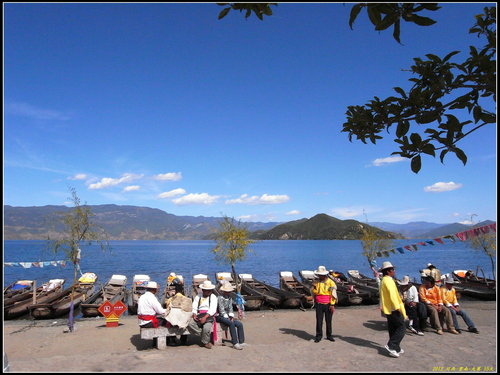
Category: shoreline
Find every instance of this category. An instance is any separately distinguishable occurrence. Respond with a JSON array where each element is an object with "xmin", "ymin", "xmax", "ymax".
[{"xmin": 4, "ymin": 300, "xmax": 496, "ymax": 373}]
